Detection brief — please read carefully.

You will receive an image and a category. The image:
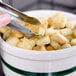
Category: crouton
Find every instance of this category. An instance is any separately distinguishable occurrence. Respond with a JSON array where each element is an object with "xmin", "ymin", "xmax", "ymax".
[
  {"xmin": 38, "ymin": 17, "xmax": 48, "ymax": 29},
  {"xmin": 51, "ymin": 32, "xmax": 69, "ymax": 44},
  {"xmin": 70, "ymin": 39, "xmax": 76, "ymax": 46},
  {"xmin": 36, "ymin": 35, "xmax": 50, "ymax": 46},
  {"xmin": 60, "ymin": 28, "xmax": 72, "ymax": 36},
  {"xmin": 48, "ymin": 13, "xmax": 67, "ymax": 28},
  {"xmin": 46, "ymin": 45, "xmax": 54, "ymax": 51},
  {"xmin": 0, "ymin": 26, "xmax": 10, "ymax": 34},
  {"xmin": 61, "ymin": 43, "xmax": 71, "ymax": 49},
  {"xmin": 66, "ymin": 20, "xmax": 76, "ymax": 29},
  {"xmin": 33, "ymin": 45, "xmax": 46, "ymax": 51},
  {"xmin": 10, "ymin": 29, "xmax": 24, "ymax": 38},
  {"xmin": 3, "ymin": 30, "xmax": 11, "ymax": 40},
  {"xmin": 6, "ymin": 36, "xmax": 19, "ymax": 46},
  {"xmin": 17, "ymin": 37, "xmax": 35, "ymax": 50},
  {"xmin": 50, "ymin": 40, "xmax": 61, "ymax": 50}
]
